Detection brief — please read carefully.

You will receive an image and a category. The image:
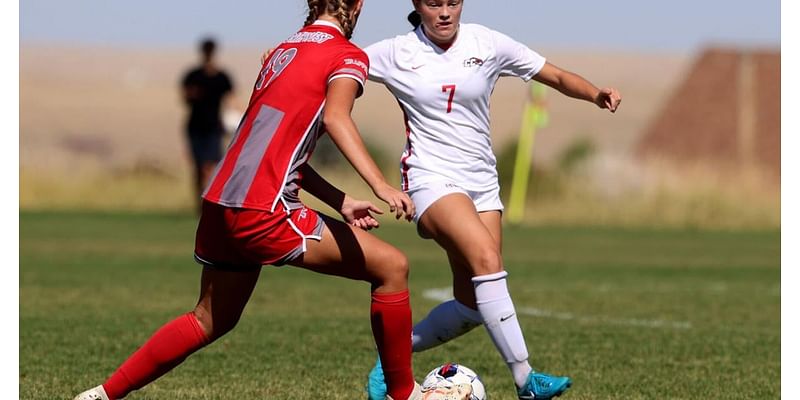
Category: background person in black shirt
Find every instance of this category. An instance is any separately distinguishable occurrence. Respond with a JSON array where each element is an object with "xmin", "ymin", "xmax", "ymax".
[{"xmin": 181, "ymin": 37, "xmax": 234, "ymax": 212}]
